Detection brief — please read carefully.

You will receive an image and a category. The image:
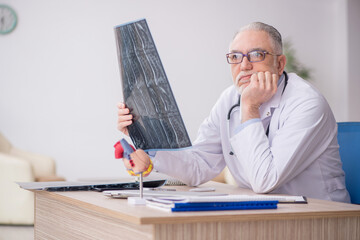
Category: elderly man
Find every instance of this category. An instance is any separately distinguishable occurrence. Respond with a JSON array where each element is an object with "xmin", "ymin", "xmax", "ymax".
[{"xmin": 117, "ymin": 22, "xmax": 350, "ymax": 203}]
